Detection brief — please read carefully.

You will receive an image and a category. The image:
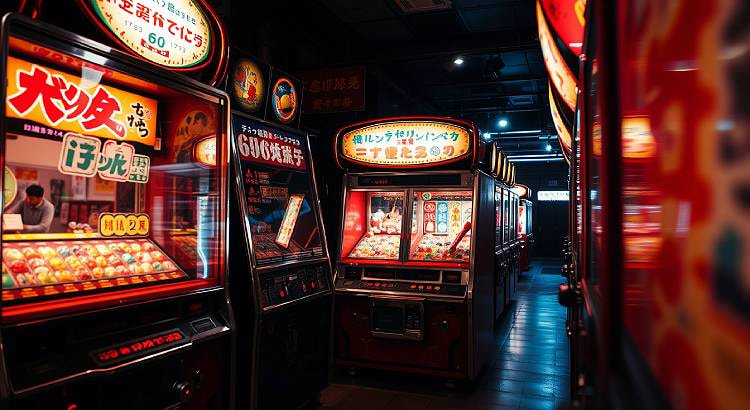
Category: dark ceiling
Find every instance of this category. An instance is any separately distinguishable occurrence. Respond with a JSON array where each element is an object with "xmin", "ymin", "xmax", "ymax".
[{"xmin": 219, "ymin": 0, "xmax": 559, "ymax": 158}]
